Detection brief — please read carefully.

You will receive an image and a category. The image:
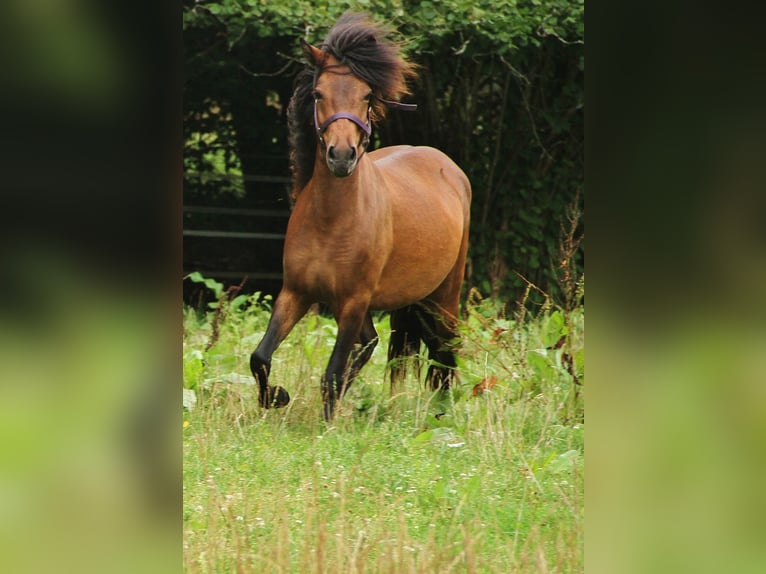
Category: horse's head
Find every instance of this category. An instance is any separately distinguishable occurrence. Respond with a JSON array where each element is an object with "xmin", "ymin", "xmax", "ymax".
[{"xmin": 304, "ymin": 42, "xmax": 372, "ymax": 178}]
